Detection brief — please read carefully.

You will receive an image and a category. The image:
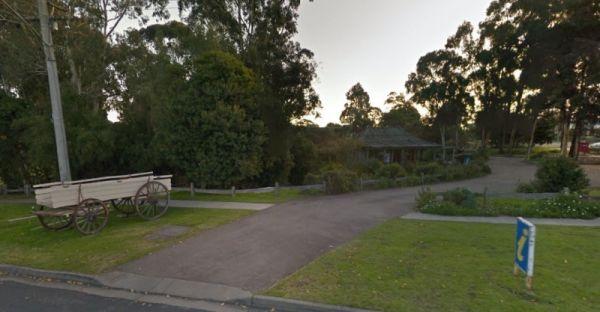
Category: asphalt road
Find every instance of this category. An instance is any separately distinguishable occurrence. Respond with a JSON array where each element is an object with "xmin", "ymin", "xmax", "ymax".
[
  {"xmin": 0, "ymin": 280, "xmax": 196, "ymax": 312},
  {"xmin": 121, "ymin": 157, "xmax": 536, "ymax": 292}
]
